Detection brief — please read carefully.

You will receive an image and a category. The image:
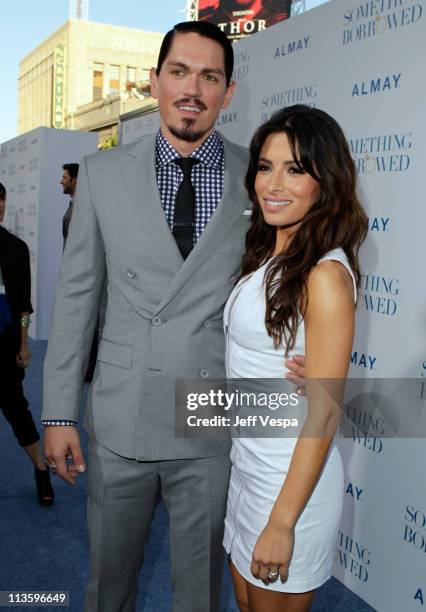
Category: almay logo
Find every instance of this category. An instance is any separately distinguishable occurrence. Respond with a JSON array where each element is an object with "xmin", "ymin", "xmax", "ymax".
[{"xmin": 351, "ymin": 73, "xmax": 401, "ymax": 97}]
